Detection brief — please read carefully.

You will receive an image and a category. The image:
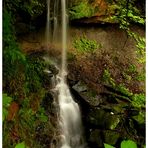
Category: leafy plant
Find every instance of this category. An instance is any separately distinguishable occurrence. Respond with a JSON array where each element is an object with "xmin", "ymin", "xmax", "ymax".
[
  {"xmin": 3, "ymin": 9, "xmax": 26, "ymax": 88},
  {"xmin": 36, "ymin": 107, "xmax": 48, "ymax": 122},
  {"xmin": 128, "ymin": 64, "xmax": 137, "ymax": 73},
  {"xmin": 73, "ymin": 36, "xmax": 100, "ymax": 53},
  {"xmin": 116, "ymin": 84, "xmax": 133, "ymax": 97},
  {"xmin": 4, "ymin": 0, "xmax": 45, "ymax": 19},
  {"xmin": 69, "ymin": 2, "xmax": 95, "ymax": 20},
  {"xmin": 104, "ymin": 140, "xmax": 137, "ymax": 148},
  {"xmin": 3, "ymin": 93, "xmax": 13, "ymax": 121},
  {"xmin": 132, "ymin": 111, "xmax": 145, "ymax": 124},
  {"xmin": 121, "ymin": 140, "xmax": 137, "ymax": 148},
  {"xmin": 102, "ymin": 69, "xmax": 116, "ymax": 87},
  {"xmin": 25, "ymin": 56, "xmax": 46, "ymax": 93},
  {"xmin": 104, "ymin": 143, "xmax": 115, "ymax": 148},
  {"xmin": 15, "ymin": 141, "xmax": 26, "ymax": 148},
  {"xmin": 131, "ymin": 93, "xmax": 145, "ymax": 108}
]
